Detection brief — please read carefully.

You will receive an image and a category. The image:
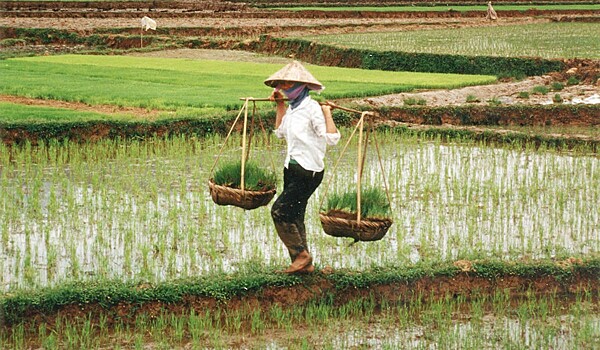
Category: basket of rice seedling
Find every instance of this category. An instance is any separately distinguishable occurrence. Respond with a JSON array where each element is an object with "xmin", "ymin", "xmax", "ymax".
[
  {"xmin": 209, "ymin": 160, "xmax": 277, "ymax": 210},
  {"xmin": 320, "ymin": 187, "xmax": 392, "ymax": 242}
]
